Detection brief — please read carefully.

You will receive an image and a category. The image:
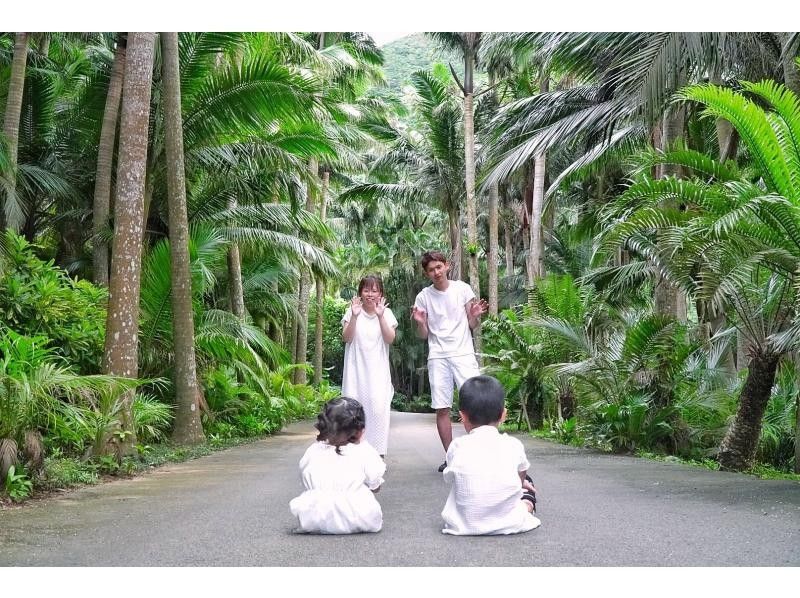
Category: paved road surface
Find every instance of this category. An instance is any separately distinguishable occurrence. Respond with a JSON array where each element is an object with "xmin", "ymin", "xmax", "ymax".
[{"xmin": 1, "ymin": 411, "xmax": 798, "ymax": 566}]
